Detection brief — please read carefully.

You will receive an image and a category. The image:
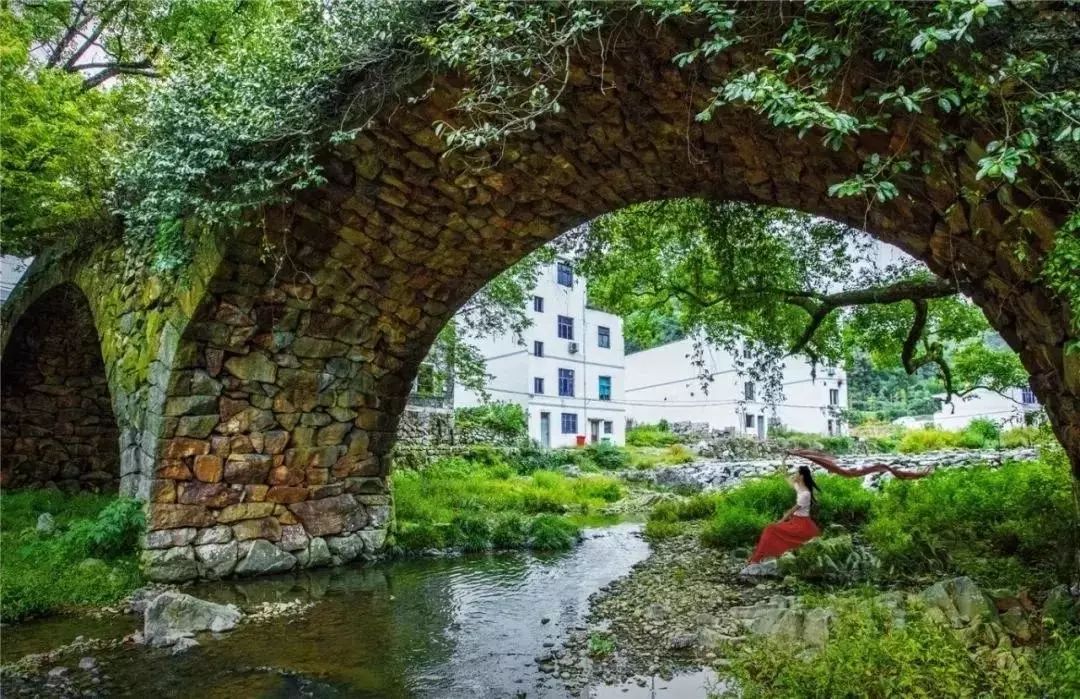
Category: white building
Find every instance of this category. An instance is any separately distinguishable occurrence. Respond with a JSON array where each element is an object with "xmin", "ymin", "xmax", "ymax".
[
  {"xmin": 455, "ymin": 258, "xmax": 626, "ymax": 447},
  {"xmin": 624, "ymin": 338, "xmax": 847, "ymax": 437},
  {"xmin": 932, "ymin": 387, "xmax": 1041, "ymax": 429}
]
